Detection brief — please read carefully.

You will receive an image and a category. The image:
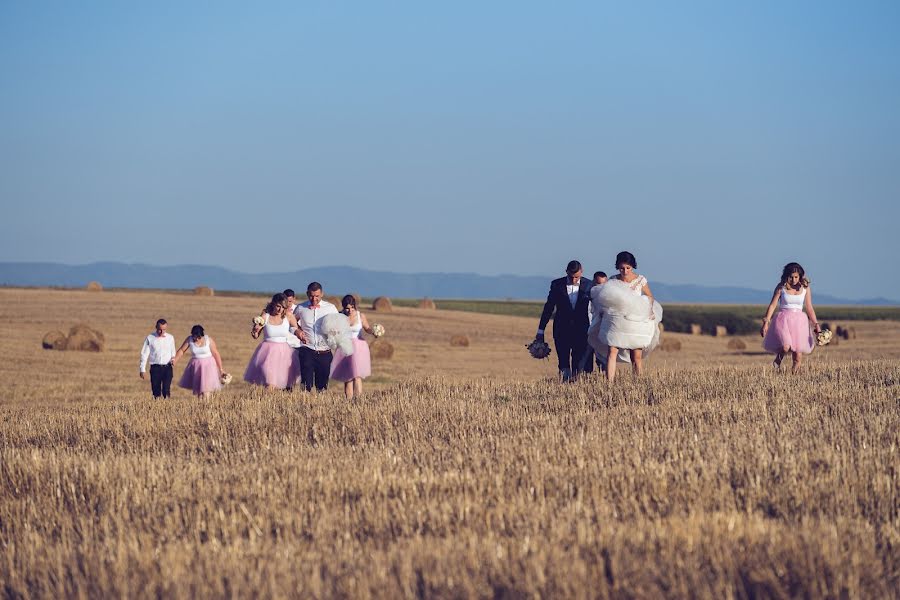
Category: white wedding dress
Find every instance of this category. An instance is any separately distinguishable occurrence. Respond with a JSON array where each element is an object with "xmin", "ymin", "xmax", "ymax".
[{"xmin": 588, "ymin": 275, "xmax": 663, "ymax": 362}]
